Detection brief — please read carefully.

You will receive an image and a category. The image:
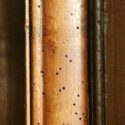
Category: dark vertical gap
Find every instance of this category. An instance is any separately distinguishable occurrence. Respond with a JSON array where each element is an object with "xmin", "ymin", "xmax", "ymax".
[{"xmin": 29, "ymin": 0, "xmax": 32, "ymax": 124}]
